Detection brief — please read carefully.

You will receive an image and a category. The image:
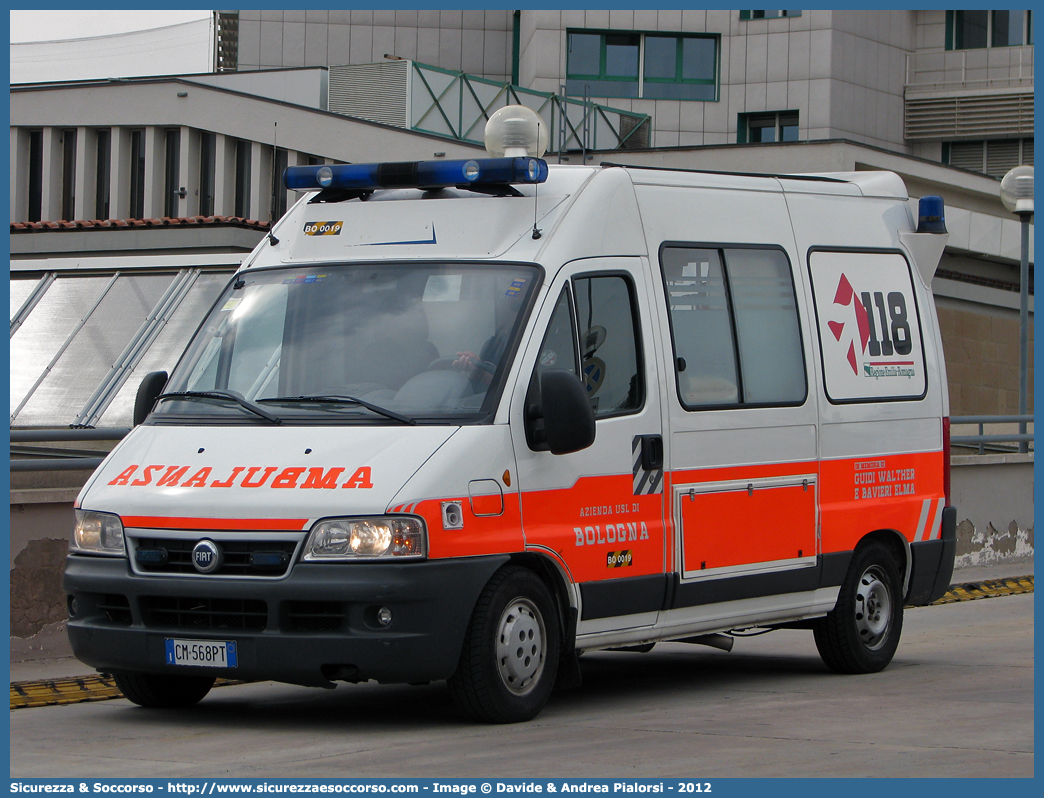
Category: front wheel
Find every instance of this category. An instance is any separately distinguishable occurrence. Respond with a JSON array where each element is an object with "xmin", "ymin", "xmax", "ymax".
[
  {"xmin": 449, "ymin": 566, "xmax": 560, "ymax": 723},
  {"xmin": 814, "ymin": 541, "xmax": 904, "ymax": 674},
  {"xmin": 113, "ymin": 672, "xmax": 215, "ymax": 708}
]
